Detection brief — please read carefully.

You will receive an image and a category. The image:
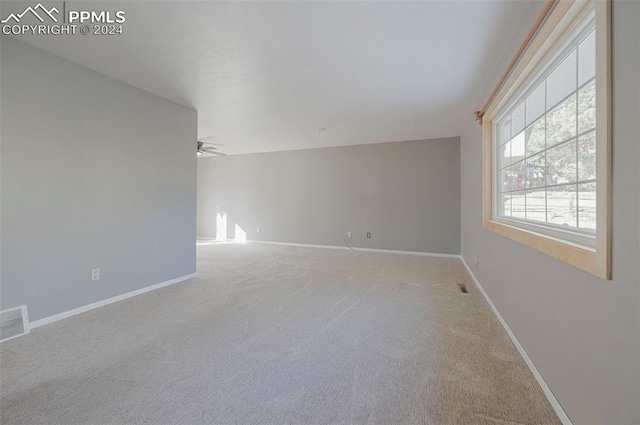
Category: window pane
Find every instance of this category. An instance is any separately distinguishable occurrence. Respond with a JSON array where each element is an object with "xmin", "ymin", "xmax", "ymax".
[
  {"xmin": 578, "ymin": 79, "xmax": 596, "ymax": 133},
  {"xmin": 525, "ymin": 152, "xmax": 546, "ymax": 188},
  {"xmin": 498, "ymin": 141, "xmax": 511, "ymax": 170},
  {"xmin": 526, "ymin": 82, "xmax": 546, "ymax": 126},
  {"xmin": 499, "ymin": 193, "xmax": 512, "ymax": 217},
  {"xmin": 498, "ymin": 163, "xmax": 509, "ymax": 192},
  {"xmin": 526, "ymin": 189, "xmax": 546, "ymax": 222},
  {"xmin": 511, "ymin": 191, "xmax": 526, "ymax": 219},
  {"xmin": 547, "ymin": 94, "xmax": 577, "ymax": 147},
  {"xmin": 525, "ymin": 116, "xmax": 545, "ymax": 157},
  {"xmin": 578, "ymin": 182, "xmax": 596, "ymax": 231},
  {"xmin": 547, "ymin": 49, "xmax": 577, "ymax": 110},
  {"xmin": 578, "ymin": 30, "xmax": 596, "ymax": 86},
  {"xmin": 511, "ymin": 131, "xmax": 525, "ymax": 163},
  {"xmin": 547, "ymin": 184, "xmax": 577, "ymax": 228},
  {"xmin": 501, "ymin": 164, "xmax": 524, "ymax": 192},
  {"xmin": 502, "ymin": 119, "xmax": 511, "ymax": 144},
  {"xmin": 512, "ymin": 102, "xmax": 525, "ymax": 135},
  {"xmin": 578, "ymin": 131, "xmax": 596, "ymax": 181},
  {"xmin": 547, "ymin": 140, "xmax": 577, "ymax": 185}
]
